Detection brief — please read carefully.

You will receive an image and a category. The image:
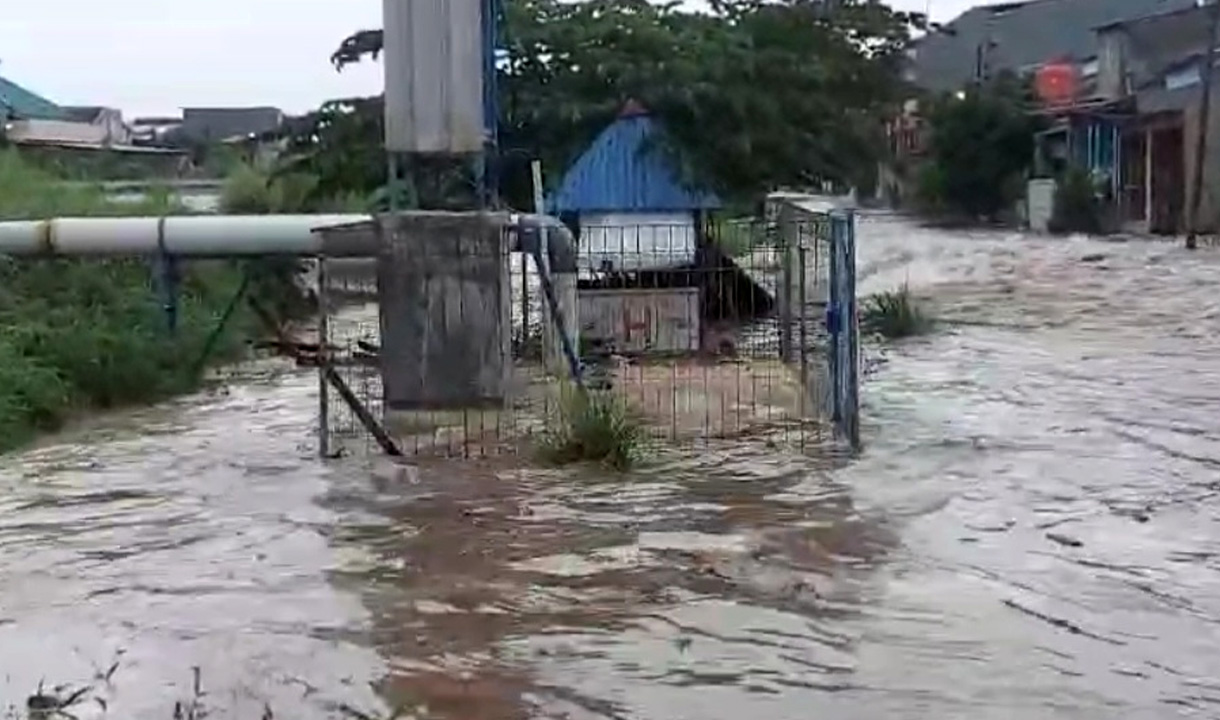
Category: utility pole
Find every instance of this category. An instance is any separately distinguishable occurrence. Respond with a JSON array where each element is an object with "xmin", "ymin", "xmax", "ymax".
[{"xmin": 1186, "ymin": 0, "xmax": 1220, "ymax": 250}]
